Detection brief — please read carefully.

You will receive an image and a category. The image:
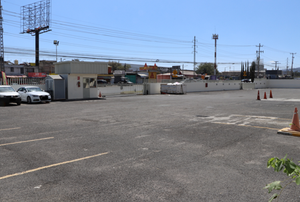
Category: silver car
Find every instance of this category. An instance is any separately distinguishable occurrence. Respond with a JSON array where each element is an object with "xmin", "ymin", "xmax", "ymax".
[
  {"xmin": 17, "ymin": 86, "xmax": 51, "ymax": 104},
  {"xmin": 0, "ymin": 85, "xmax": 21, "ymax": 106}
]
